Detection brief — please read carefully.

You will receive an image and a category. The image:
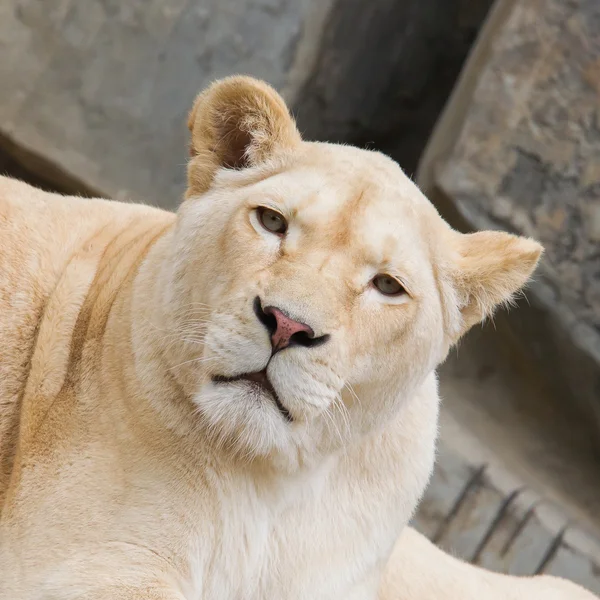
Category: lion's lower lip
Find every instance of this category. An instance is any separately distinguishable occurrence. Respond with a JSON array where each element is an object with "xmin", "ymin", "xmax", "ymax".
[{"xmin": 212, "ymin": 370, "xmax": 292, "ymax": 422}]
